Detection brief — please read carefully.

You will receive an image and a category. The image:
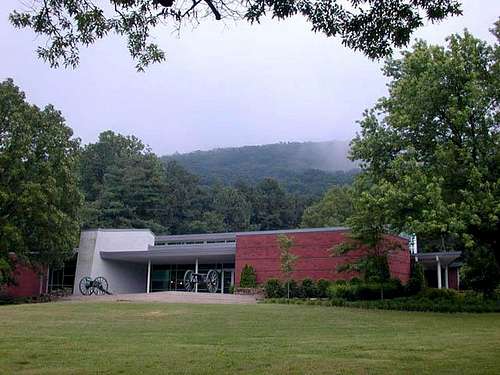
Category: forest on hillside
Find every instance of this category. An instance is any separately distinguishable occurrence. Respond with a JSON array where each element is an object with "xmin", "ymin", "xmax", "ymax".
[
  {"xmin": 163, "ymin": 141, "xmax": 359, "ymax": 197},
  {"xmin": 79, "ymin": 132, "xmax": 346, "ymax": 235}
]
